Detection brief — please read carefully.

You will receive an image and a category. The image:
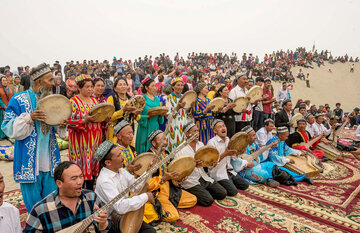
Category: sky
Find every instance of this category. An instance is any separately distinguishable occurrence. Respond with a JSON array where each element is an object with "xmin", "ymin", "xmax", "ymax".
[{"xmin": 0, "ymin": 0, "xmax": 359, "ymax": 69}]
